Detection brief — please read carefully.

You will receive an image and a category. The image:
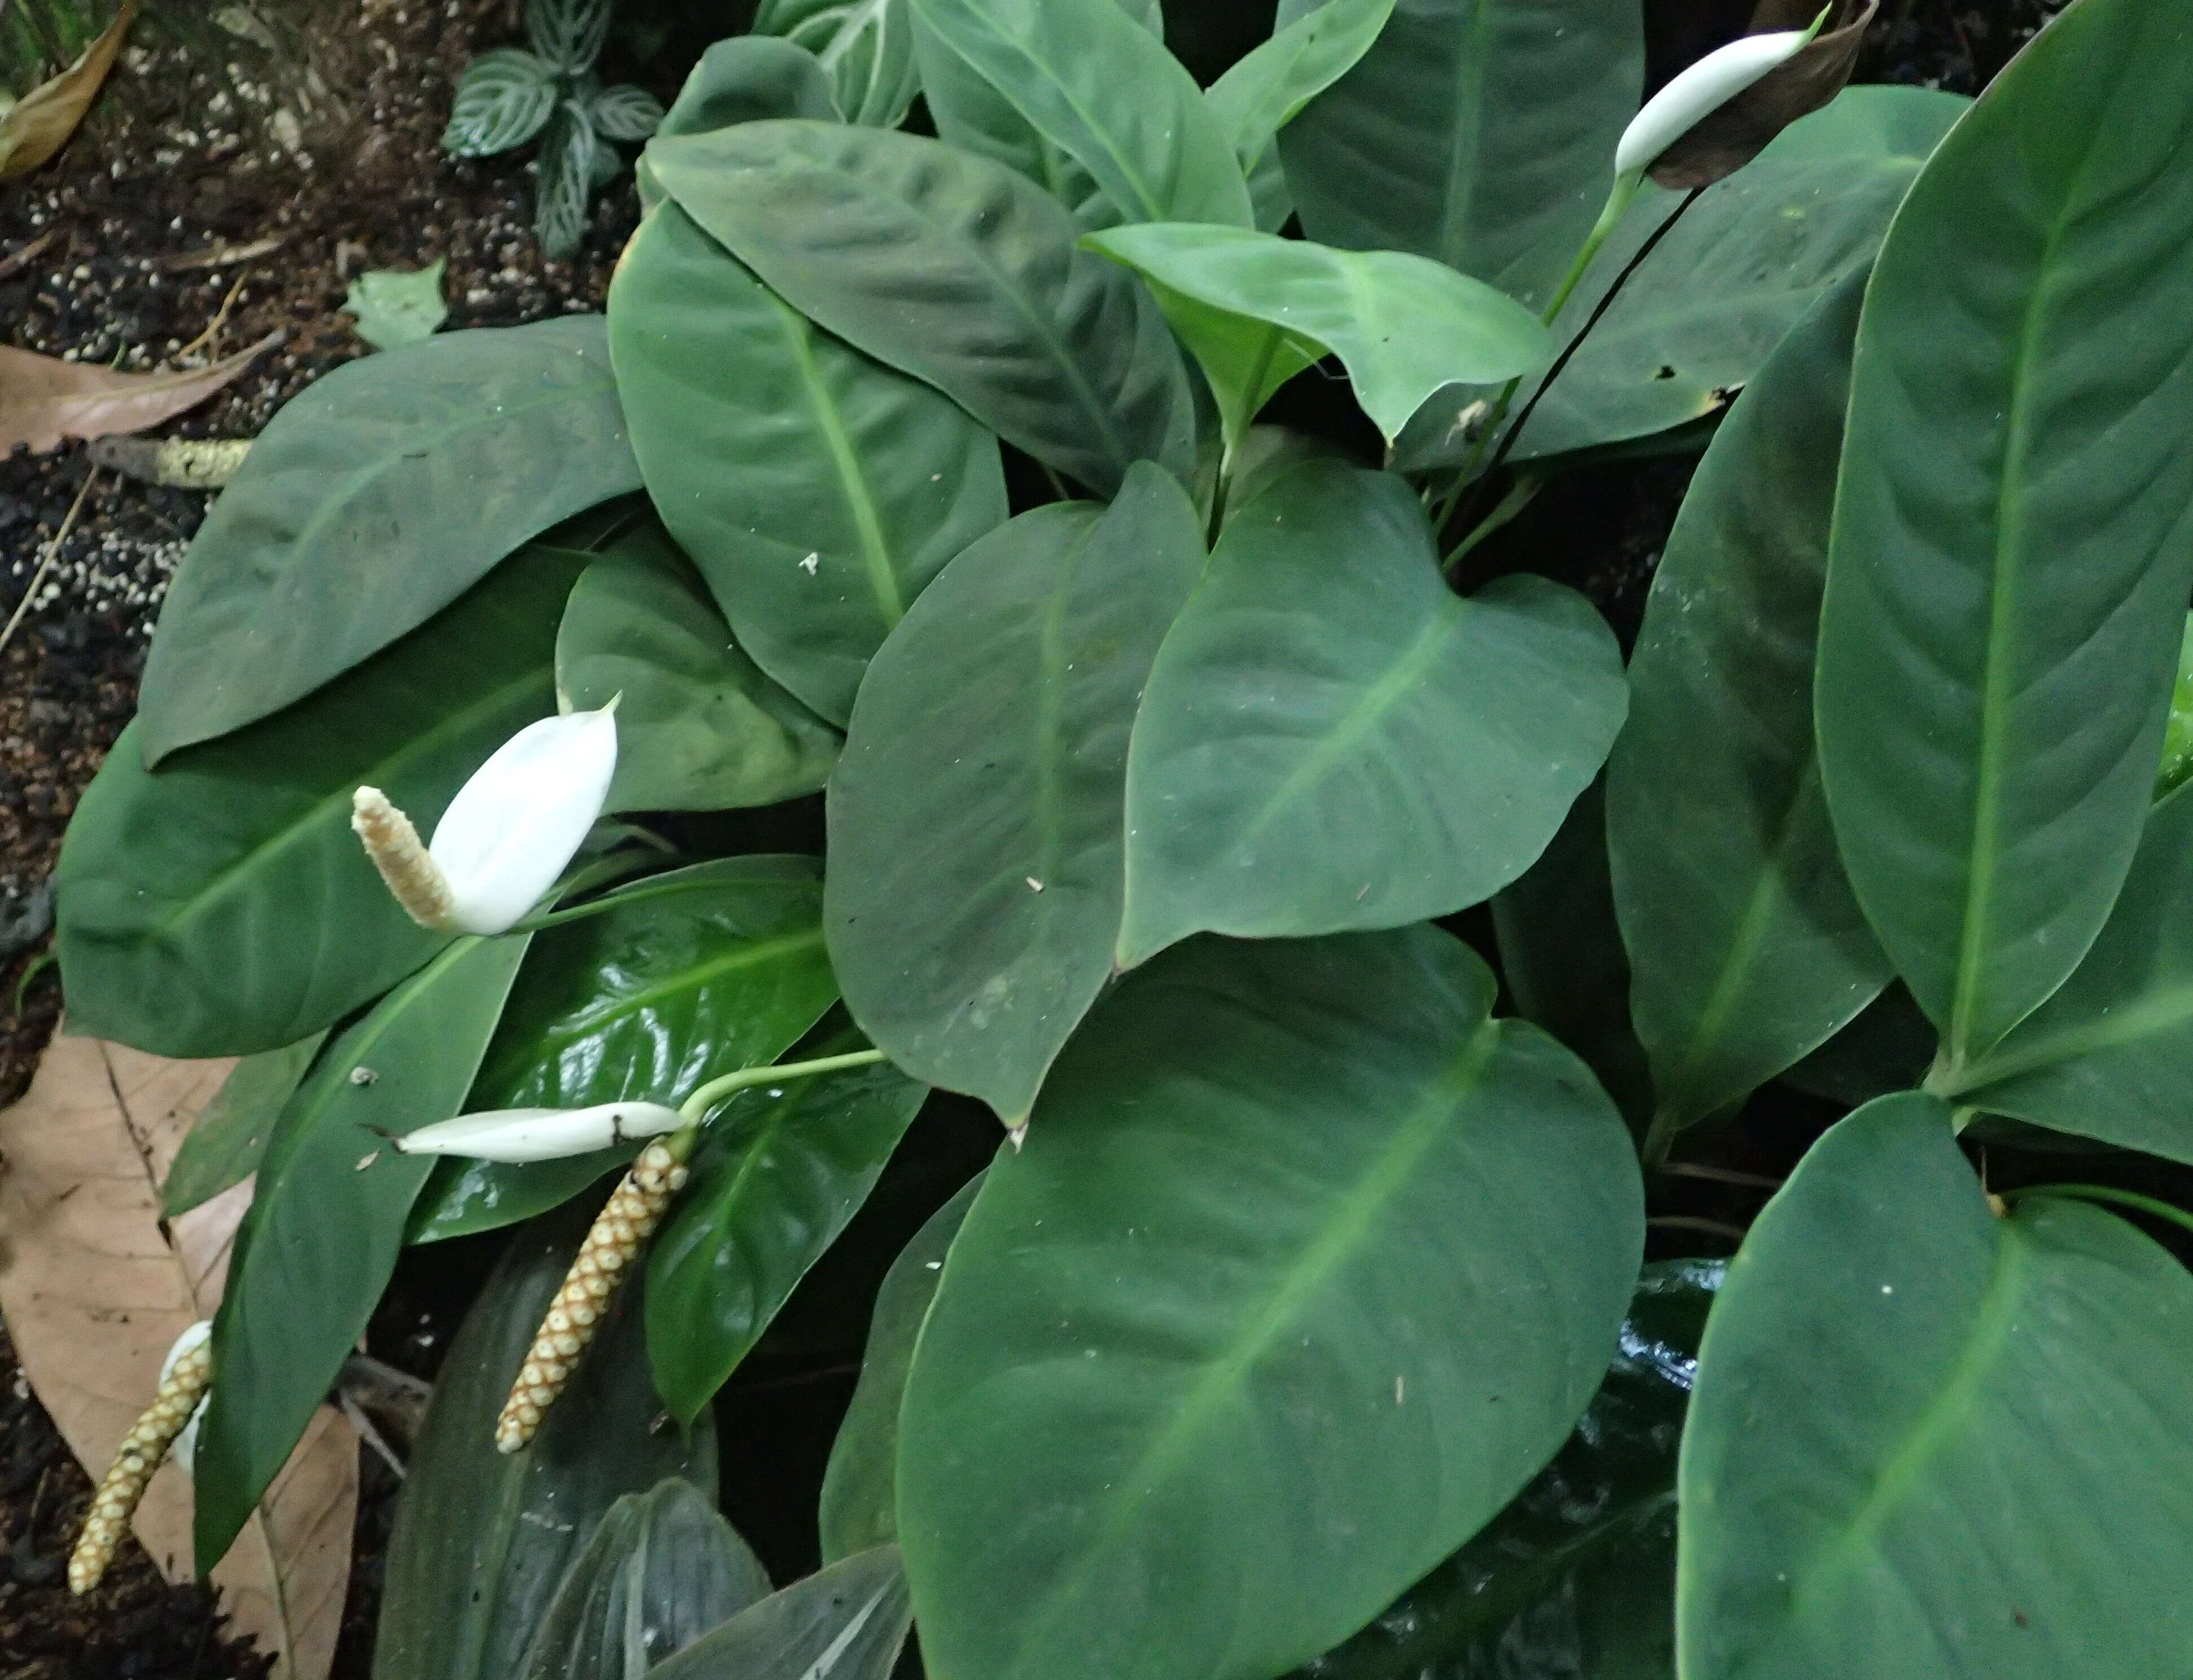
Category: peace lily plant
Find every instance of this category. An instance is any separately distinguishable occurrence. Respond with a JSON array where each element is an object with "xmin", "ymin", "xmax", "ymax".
[{"xmin": 45, "ymin": 0, "xmax": 2193, "ymax": 1677}]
